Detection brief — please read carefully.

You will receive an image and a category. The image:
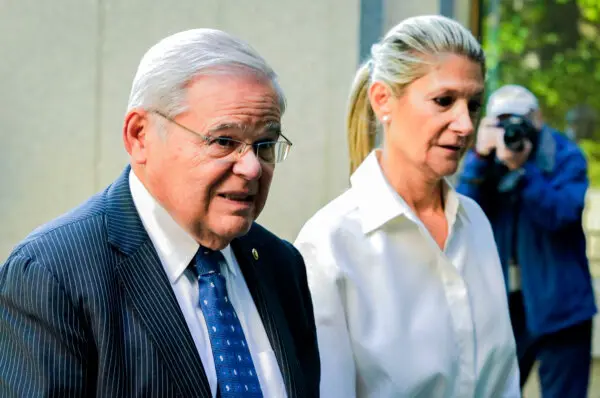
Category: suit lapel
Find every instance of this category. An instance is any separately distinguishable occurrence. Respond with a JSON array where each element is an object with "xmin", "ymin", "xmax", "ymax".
[
  {"xmin": 232, "ymin": 232, "xmax": 305, "ymax": 398},
  {"xmin": 107, "ymin": 166, "xmax": 210, "ymax": 397}
]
